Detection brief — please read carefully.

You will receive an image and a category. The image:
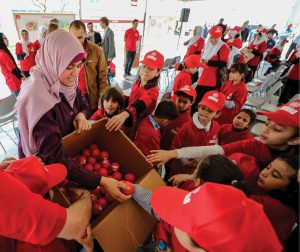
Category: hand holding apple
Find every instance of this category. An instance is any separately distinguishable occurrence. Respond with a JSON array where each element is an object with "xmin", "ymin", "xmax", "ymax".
[{"xmin": 100, "ymin": 176, "xmax": 131, "ymax": 202}]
